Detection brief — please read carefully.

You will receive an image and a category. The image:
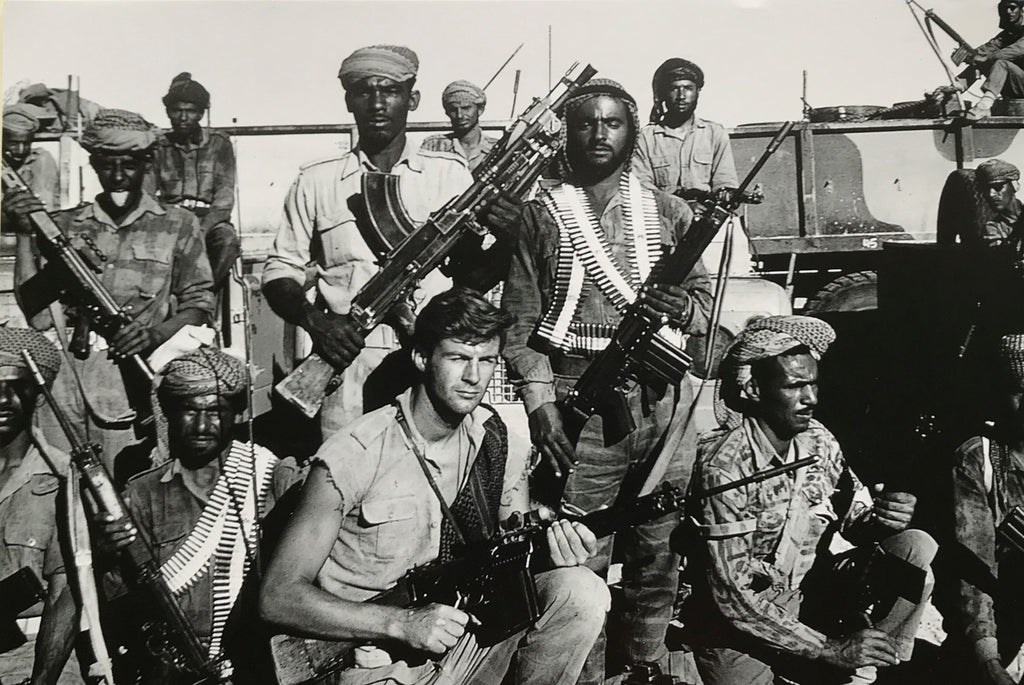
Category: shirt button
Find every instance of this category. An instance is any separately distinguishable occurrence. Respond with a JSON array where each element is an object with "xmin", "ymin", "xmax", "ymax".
[
  {"xmin": 106, "ymin": 264, "xmax": 115, "ymax": 270},
  {"xmin": 27, "ymin": 537, "xmax": 36, "ymax": 546},
  {"xmin": 430, "ymin": 521, "xmax": 439, "ymax": 530}
]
